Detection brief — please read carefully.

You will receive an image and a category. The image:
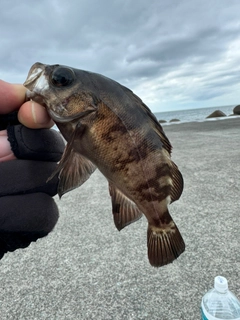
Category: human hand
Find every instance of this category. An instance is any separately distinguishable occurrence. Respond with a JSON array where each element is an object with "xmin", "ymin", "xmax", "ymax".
[
  {"xmin": 0, "ymin": 79, "xmax": 53, "ymax": 128},
  {"xmin": 0, "ymin": 80, "xmax": 64, "ymax": 259},
  {"xmin": 0, "ymin": 80, "xmax": 54, "ymax": 161}
]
